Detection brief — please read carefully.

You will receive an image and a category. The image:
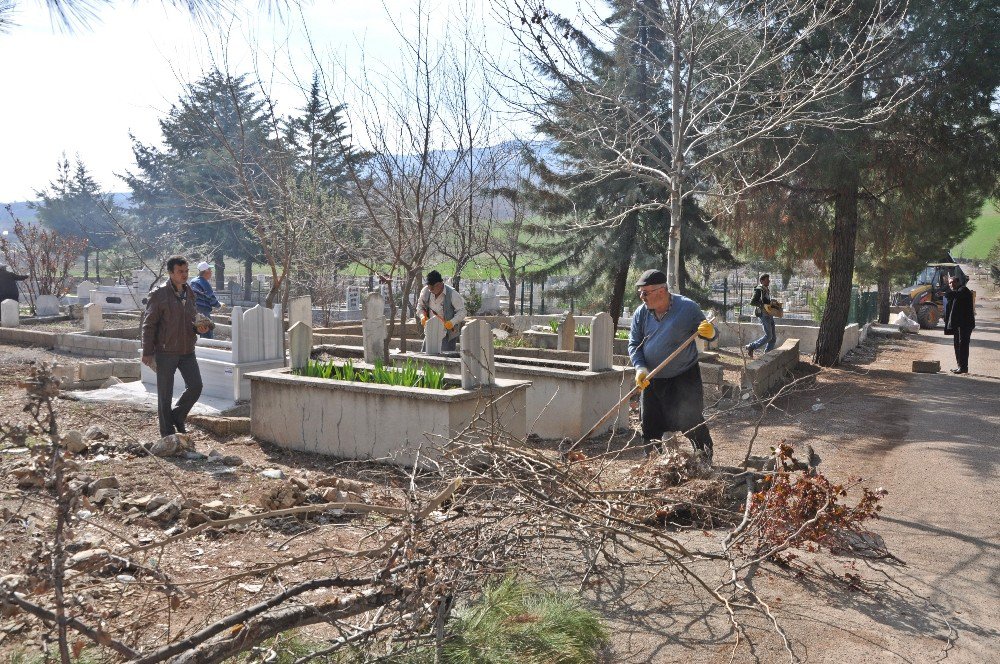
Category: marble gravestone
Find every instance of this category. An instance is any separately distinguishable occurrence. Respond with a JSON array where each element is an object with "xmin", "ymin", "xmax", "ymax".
[
  {"xmin": 460, "ymin": 319, "xmax": 495, "ymax": 389},
  {"xmin": 557, "ymin": 312, "xmax": 575, "ymax": 351},
  {"xmin": 588, "ymin": 312, "xmax": 614, "ymax": 371},
  {"xmin": 83, "ymin": 302, "xmax": 104, "ymax": 333},
  {"xmin": 288, "ymin": 296, "xmax": 312, "ymax": 329},
  {"xmin": 35, "ymin": 295, "xmax": 60, "ymax": 317},
  {"xmin": 76, "ymin": 280, "xmax": 97, "ymax": 303},
  {"xmin": 1, "ymin": 299, "xmax": 19, "ymax": 327},
  {"xmin": 288, "ymin": 321, "xmax": 312, "ymax": 370},
  {"xmin": 362, "ymin": 292, "xmax": 387, "ymax": 363},
  {"xmin": 424, "ymin": 316, "xmax": 445, "ymax": 355}
]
